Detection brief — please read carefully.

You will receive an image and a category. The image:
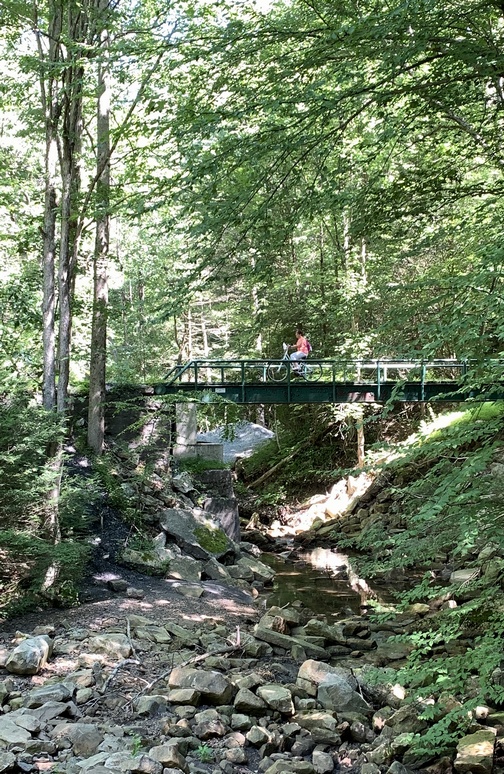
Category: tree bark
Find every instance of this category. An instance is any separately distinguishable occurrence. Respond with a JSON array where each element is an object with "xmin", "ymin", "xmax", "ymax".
[
  {"xmin": 56, "ymin": 3, "xmax": 87, "ymax": 413},
  {"xmin": 356, "ymin": 414, "xmax": 365, "ymax": 468},
  {"xmin": 88, "ymin": 1, "xmax": 110, "ymax": 454},
  {"xmin": 35, "ymin": 0, "xmax": 61, "ymax": 411}
]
